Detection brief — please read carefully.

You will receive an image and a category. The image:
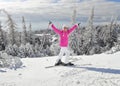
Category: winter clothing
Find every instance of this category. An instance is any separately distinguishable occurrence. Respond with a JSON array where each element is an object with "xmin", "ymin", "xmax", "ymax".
[
  {"xmin": 62, "ymin": 62, "xmax": 74, "ymax": 66},
  {"xmin": 51, "ymin": 24, "xmax": 78, "ymax": 47},
  {"xmin": 62, "ymin": 24, "xmax": 67, "ymax": 29},
  {"xmin": 50, "ymin": 23, "xmax": 78, "ymax": 64},
  {"xmin": 55, "ymin": 59, "xmax": 74, "ymax": 66},
  {"xmin": 55, "ymin": 59, "xmax": 63, "ymax": 66},
  {"xmin": 56, "ymin": 47, "xmax": 70, "ymax": 64}
]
